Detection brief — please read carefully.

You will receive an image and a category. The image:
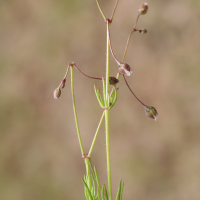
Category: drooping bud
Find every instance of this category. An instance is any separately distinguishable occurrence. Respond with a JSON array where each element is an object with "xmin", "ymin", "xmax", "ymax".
[
  {"xmin": 118, "ymin": 63, "xmax": 132, "ymax": 76},
  {"xmin": 145, "ymin": 106, "xmax": 158, "ymax": 121},
  {"xmin": 109, "ymin": 77, "xmax": 119, "ymax": 85},
  {"xmin": 60, "ymin": 78, "xmax": 66, "ymax": 89},
  {"xmin": 54, "ymin": 88, "xmax": 61, "ymax": 99},
  {"xmin": 138, "ymin": 3, "xmax": 148, "ymax": 15}
]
